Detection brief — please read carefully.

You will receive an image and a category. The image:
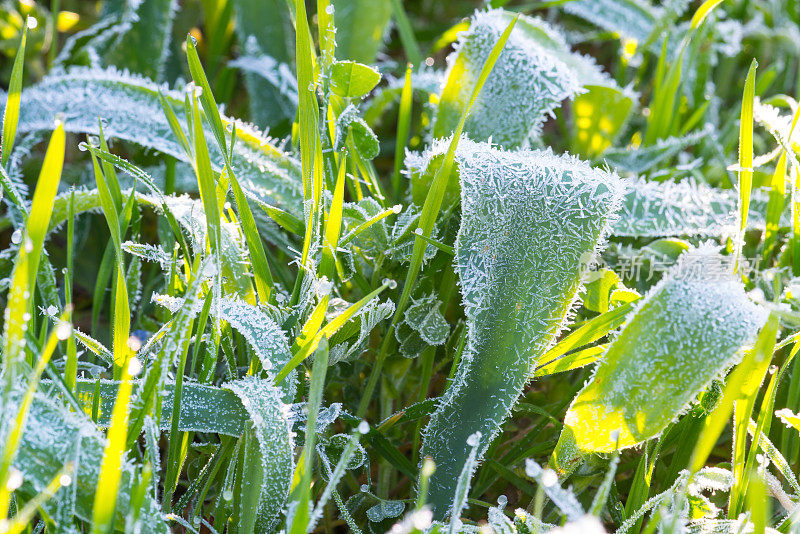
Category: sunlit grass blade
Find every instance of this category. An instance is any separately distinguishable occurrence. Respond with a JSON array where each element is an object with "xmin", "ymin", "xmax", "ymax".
[
  {"xmin": 393, "ymin": 64, "xmax": 413, "ymax": 199},
  {"xmin": 2, "ymin": 123, "xmax": 65, "ymax": 385},
  {"xmin": 689, "ymin": 313, "xmax": 779, "ymax": 474},
  {"xmin": 691, "ymin": 0, "xmax": 726, "ymax": 29},
  {"xmin": 1, "ymin": 19, "xmax": 28, "ymax": 168},
  {"xmin": 736, "ymin": 59, "xmax": 758, "ymax": 273}
]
